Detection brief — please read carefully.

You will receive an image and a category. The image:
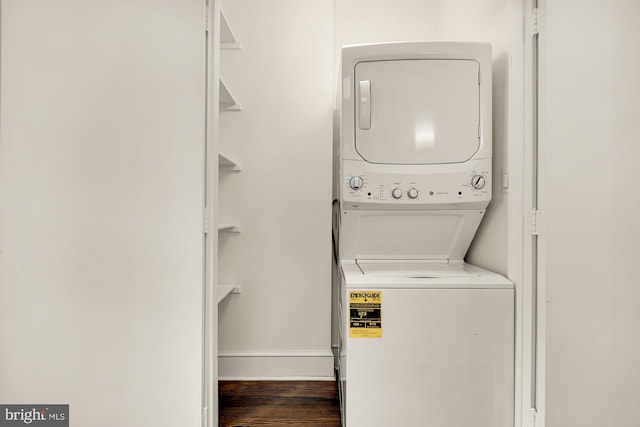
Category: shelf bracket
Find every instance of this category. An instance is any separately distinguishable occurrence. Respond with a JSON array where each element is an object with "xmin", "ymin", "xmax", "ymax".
[{"xmin": 218, "ymin": 224, "xmax": 241, "ymax": 233}]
